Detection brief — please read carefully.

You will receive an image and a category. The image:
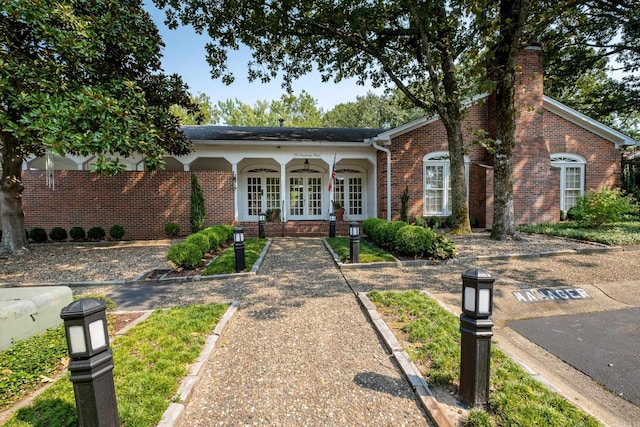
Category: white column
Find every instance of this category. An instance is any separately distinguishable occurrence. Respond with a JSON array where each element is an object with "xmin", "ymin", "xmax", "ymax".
[
  {"xmin": 280, "ymin": 162, "xmax": 286, "ymax": 222},
  {"xmin": 232, "ymin": 163, "xmax": 239, "ymax": 222}
]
